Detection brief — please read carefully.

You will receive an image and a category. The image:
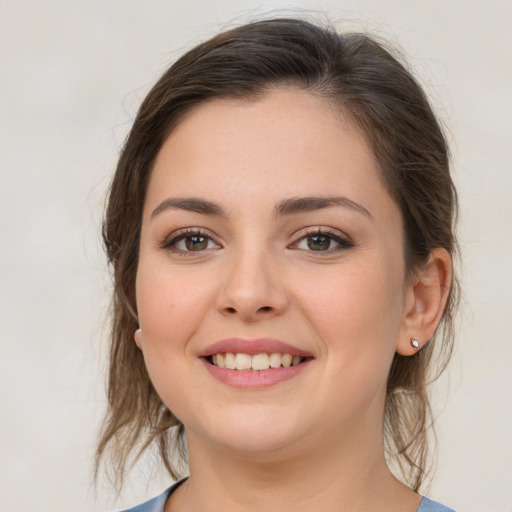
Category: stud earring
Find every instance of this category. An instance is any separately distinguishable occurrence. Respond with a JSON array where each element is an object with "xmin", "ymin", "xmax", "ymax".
[
  {"xmin": 410, "ymin": 338, "xmax": 420, "ymax": 350},
  {"xmin": 134, "ymin": 328, "xmax": 142, "ymax": 349}
]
